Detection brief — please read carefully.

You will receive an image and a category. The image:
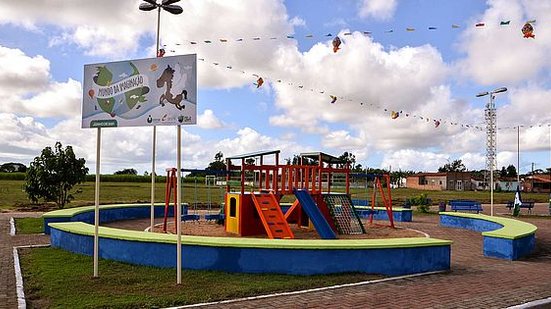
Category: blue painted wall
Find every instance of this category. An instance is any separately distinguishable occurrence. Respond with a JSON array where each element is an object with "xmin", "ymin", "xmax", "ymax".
[
  {"xmin": 440, "ymin": 214, "xmax": 535, "ymax": 260},
  {"xmin": 50, "ymin": 227, "xmax": 451, "ymax": 276},
  {"xmin": 355, "ymin": 209, "xmax": 412, "ymax": 222},
  {"xmin": 44, "ymin": 205, "xmax": 187, "ymax": 234},
  {"xmin": 483, "ymin": 234, "xmax": 535, "ymax": 260},
  {"xmin": 440, "ymin": 215, "xmax": 502, "ymax": 232},
  {"xmin": 352, "ymin": 199, "xmax": 412, "ymax": 222}
]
